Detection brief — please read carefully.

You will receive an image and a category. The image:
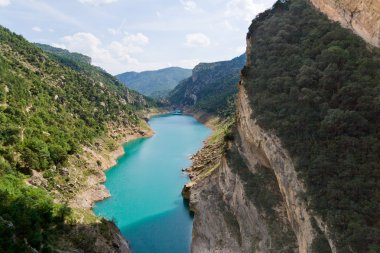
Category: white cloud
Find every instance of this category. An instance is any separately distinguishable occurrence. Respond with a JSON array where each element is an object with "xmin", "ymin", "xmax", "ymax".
[
  {"xmin": 122, "ymin": 33, "xmax": 149, "ymax": 45},
  {"xmin": 32, "ymin": 26, "xmax": 42, "ymax": 32},
  {"xmin": 181, "ymin": 0, "xmax": 197, "ymax": 12},
  {"xmin": 185, "ymin": 33, "xmax": 210, "ymax": 47},
  {"xmin": 48, "ymin": 28, "xmax": 55, "ymax": 32},
  {"xmin": 79, "ymin": 0, "xmax": 118, "ymax": 6},
  {"xmin": 108, "ymin": 33, "xmax": 149, "ymax": 60},
  {"xmin": 0, "ymin": 0, "xmax": 10, "ymax": 7},
  {"xmin": 223, "ymin": 20, "xmax": 239, "ymax": 31},
  {"xmin": 225, "ymin": 0, "xmax": 267, "ymax": 22},
  {"xmin": 57, "ymin": 32, "xmax": 149, "ymax": 74}
]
